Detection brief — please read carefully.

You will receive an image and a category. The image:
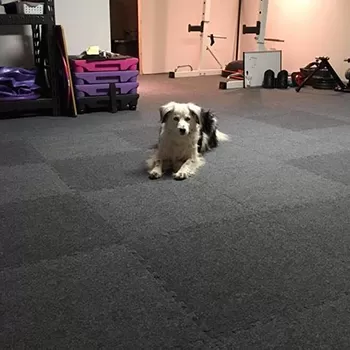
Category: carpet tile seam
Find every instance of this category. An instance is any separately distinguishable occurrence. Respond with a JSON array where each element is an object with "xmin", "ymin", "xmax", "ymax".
[
  {"xmin": 213, "ymin": 290, "xmax": 350, "ymax": 344},
  {"xmin": 124, "ymin": 244, "xmax": 225, "ymax": 346}
]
